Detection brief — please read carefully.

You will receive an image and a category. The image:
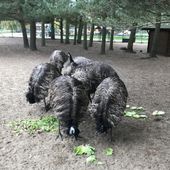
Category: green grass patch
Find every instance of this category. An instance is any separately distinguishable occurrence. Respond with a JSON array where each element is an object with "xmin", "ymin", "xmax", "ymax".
[
  {"xmin": 9, "ymin": 115, "xmax": 59, "ymax": 134},
  {"xmin": 63, "ymin": 34, "xmax": 148, "ymax": 43}
]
